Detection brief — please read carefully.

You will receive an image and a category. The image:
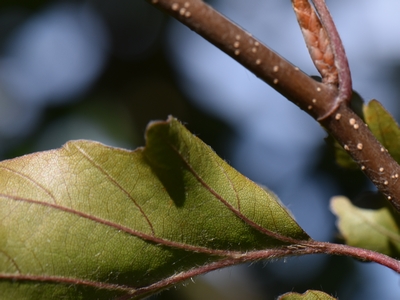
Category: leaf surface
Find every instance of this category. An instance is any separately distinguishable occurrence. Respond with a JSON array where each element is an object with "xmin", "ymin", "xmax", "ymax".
[
  {"xmin": 278, "ymin": 290, "xmax": 337, "ymax": 300},
  {"xmin": 330, "ymin": 196, "xmax": 400, "ymax": 257},
  {"xmin": 363, "ymin": 99, "xmax": 400, "ymax": 163},
  {"xmin": 0, "ymin": 117, "xmax": 309, "ymax": 299}
]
